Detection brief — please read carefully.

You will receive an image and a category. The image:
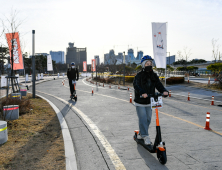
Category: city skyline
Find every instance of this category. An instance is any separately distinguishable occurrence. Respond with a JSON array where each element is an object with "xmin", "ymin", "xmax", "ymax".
[{"xmin": 1, "ymin": 0, "xmax": 222, "ymax": 64}]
